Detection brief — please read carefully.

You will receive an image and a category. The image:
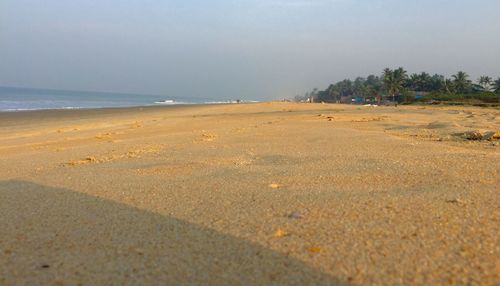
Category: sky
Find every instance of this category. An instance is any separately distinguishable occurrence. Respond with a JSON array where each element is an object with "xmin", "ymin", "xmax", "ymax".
[{"xmin": 1, "ymin": 0, "xmax": 500, "ymax": 100}]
